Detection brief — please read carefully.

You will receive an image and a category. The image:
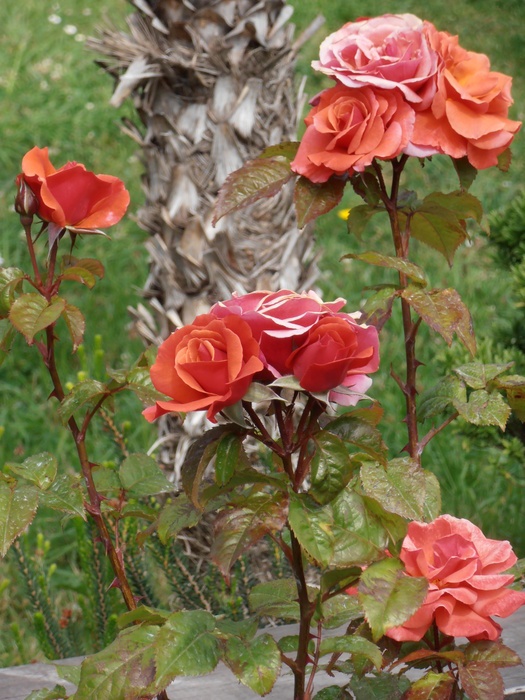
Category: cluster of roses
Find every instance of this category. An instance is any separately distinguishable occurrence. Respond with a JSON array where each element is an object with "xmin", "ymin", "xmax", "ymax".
[
  {"xmin": 291, "ymin": 14, "xmax": 521, "ymax": 183},
  {"xmin": 143, "ymin": 290, "xmax": 379, "ymax": 423}
]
